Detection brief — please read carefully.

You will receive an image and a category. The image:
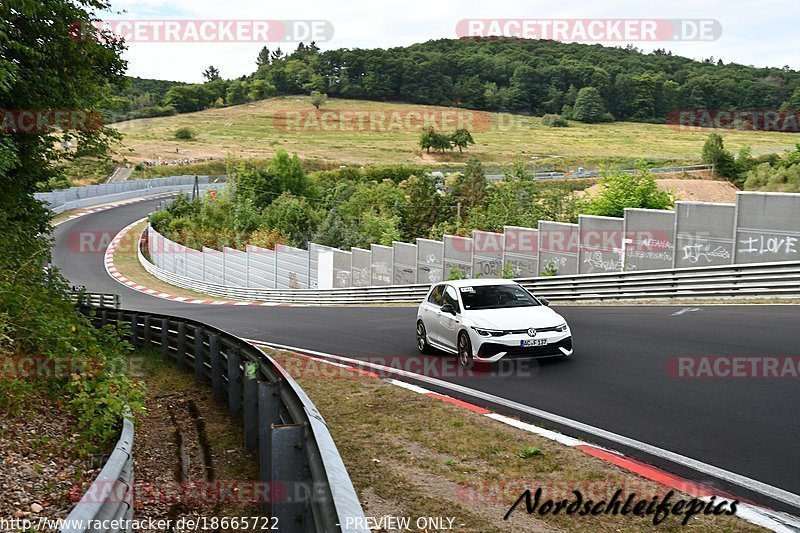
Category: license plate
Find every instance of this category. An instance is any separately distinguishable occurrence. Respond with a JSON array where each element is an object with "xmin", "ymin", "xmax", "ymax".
[{"xmin": 520, "ymin": 339, "xmax": 547, "ymax": 347}]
